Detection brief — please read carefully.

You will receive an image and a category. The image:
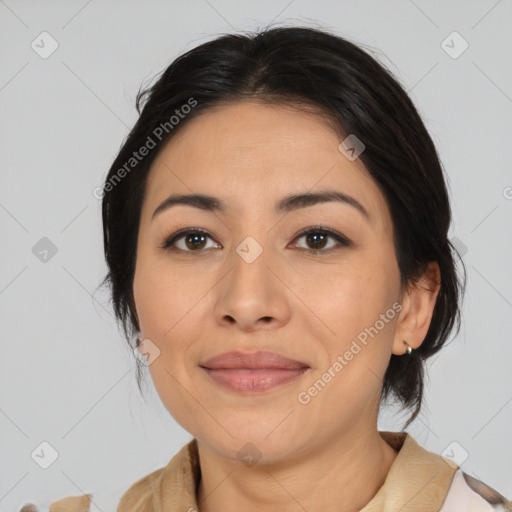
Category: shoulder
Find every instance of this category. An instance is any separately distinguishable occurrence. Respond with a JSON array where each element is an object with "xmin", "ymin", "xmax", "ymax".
[
  {"xmin": 43, "ymin": 440, "xmax": 197, "ymax": 512},
  {"xmin": 440, "ymin": 469, "xmax": 512, "ymax": 511},
  {"xmin": 116, "ymin": 464, "xmax": 168, "ymax": 512},
  {"xmin": 41, "ymin": 465, "xmax": 166, "ymax": 512},
  {"xmin": 35, "ymin": 493, "xmax": 93, "ymax": 512}
]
